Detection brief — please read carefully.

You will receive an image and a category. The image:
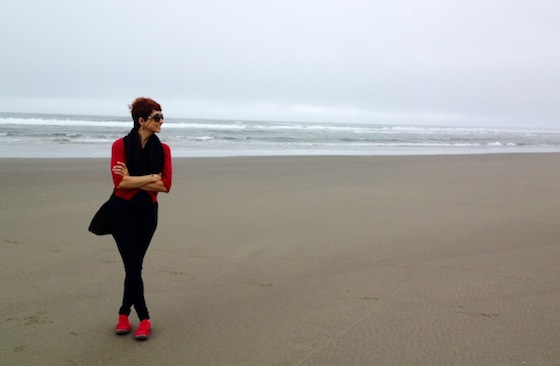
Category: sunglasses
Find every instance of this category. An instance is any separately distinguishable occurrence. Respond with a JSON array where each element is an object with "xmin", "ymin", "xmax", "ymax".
[{"xmin": 147, "ymin": 113, "xmax": 164, "ymax": 122}]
